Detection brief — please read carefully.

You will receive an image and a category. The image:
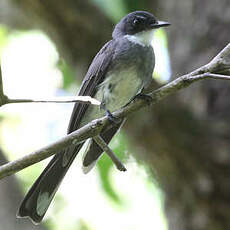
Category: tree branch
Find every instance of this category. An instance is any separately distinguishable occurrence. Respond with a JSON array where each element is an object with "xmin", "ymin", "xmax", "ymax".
[
  {"xmin": 0, "ymin": 64, "xmax": 100, "ymax": 107},
  {"xmin": 93, "ymin": 135, "xmax": 127, "ymax": 171},
  {"xmin": 4, "ymin": 96, "xmax": 101, "ymax": 106},
  {"xmin": 0, "ymin": 43, "xmax": 230, "ymax": 180},
  {"xmin": 0, "ymin": 64, "xmax": 8, "ymax": 106}
]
